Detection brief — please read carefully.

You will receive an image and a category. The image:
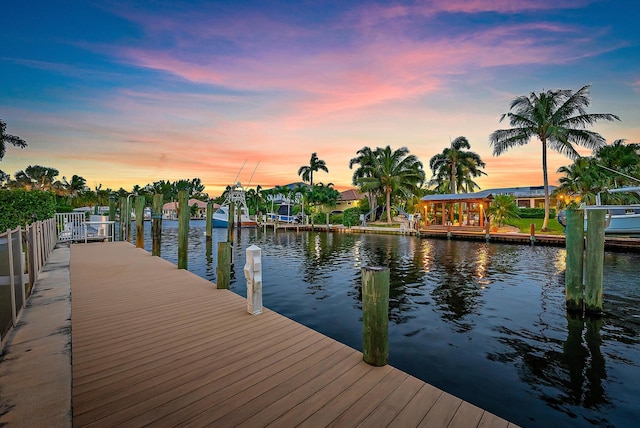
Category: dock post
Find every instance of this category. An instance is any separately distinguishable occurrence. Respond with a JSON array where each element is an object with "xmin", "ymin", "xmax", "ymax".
[
  {"xmin": 177, "ymin": 190, "xmax": 189, "ymax": 269},
  {"xmin": 152, "ymin": 193, "xmax": 163, "ymax": 256},
  {"xmin": 326, "ymin": 212, "xmax": 330, "ymax": 231},
  {"xmin": 244, "ymin": 245, "xmax": 263, "ymax": 315},
  {"xmin": 227, "ymin": 203, "xmax": 235, "ymax": 264},
  {"xmin": 119, "ymin": 196, "xmax": 127, "ymax": 241},
  {"xmin": 362, "ymin": 266, "xmax": 389, "ymax": 366},
  {"xmin": 529, "ymin": 223, "xmax": 535, "ymax": 245},
  {"xmin": 585, "ymin": 209, "xmax": 606, "ymax": 315},
  {"xmin": 108, "ymin": 197, "xmax": 116, "ymax": 222},
  {"xmin": 135, "ymin": 195, "xmax": 145, "ymax": 248},
  {"xmin": 217, "ymin": 241, "xmax": 231, "ymax": 289},
  {"xmin": 485, "ymin": 222, "xmax": 490, "ymax": 242},
  {"xmin": 446, "ymin": 224, "xmax": 451, "ymax": 239},
  {"xmin": 565, "ymin": 209, "xmax": 584, "ymax": 312},
  {"xmin": 206, "ymin": 201, "xmax": 213, "ymax": 241}
]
